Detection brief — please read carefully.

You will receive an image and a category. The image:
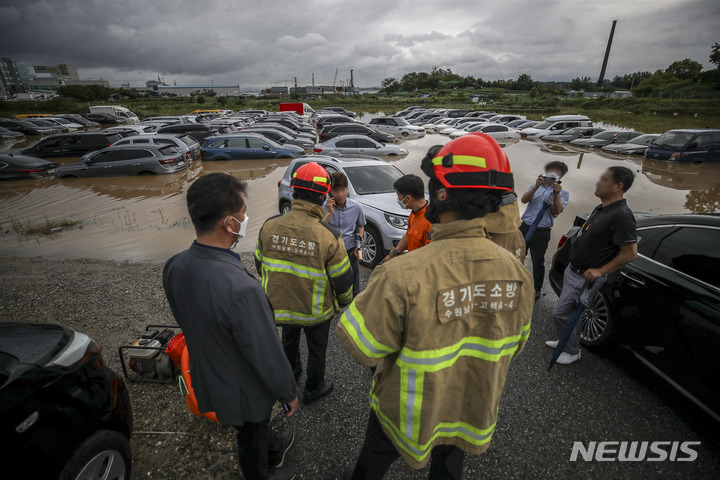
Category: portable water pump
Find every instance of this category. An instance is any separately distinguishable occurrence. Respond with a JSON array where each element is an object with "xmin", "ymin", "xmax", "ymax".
[{"xmin": 118, "ymin": 324, "xmax": 181, "ymax": 384}]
